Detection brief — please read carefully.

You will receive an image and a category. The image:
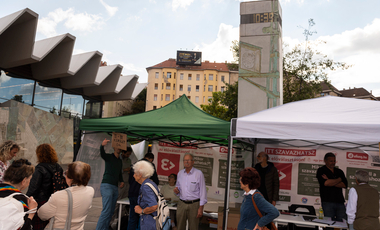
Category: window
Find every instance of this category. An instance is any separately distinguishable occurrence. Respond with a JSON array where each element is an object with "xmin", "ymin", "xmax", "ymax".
[
  {"xmin": 174, "ymin": 73, "xmax": 176, "ymax": 79},
  {"xmin": 195, "ymin": 96, "xmax": 199, "ymax": 103},
  {"xmin": 166, "ymin": 83, "xmax": 171, "ymax": 90},
  {"xmin": 188, "ymin": 74, "xmax": 192, "ymax": 80},
  {"xmin": 209, "ymin": 74, "xmax": 213, "ymax": 81},
  {"xmin": 188, "ymin": 85, "xmax": 191, "ymax": 92},
  {"xmin": 208, "ymin": 85, "xmax": 213, "ymax": 92},
  {"xmin": 173, "ymin": 84, "xmax": 175, "ymax": 90},
  {"xmin": 165, "ymin": 94, "xmax": 170, "ymax": 101},
  {"xmin": 153, "ymin": 106, "xmax": 157, "ymax": 110},
  {"xmin": 208, "ymin": 96, "xmax": 212, "ymax": 101},
  {"xmin": 221, "ymin": 76, "xmax": 225, "ymax": 82},
  {"xmin": 179, "ymin": 85, "xmax": 183, "ymax": 91},
  {"xmin": 162, "ymin": 83, "xmax": 164, "ymax": 89},
  {"xmin": 173, "ymin": 95, "xmax": 175, "ymax": 100},
  {"xmin": 196, "ymin": 74, "xmax": 200, "ymax": 81},
  {"xmin": 221, "ymin": 86, "xmax": 225, "ymax": 92},
  {"xmin": 204, "ymin": 85, "xmax": 206, "ymax": 91},
  {"xmin": 203, "ymin": 96, "xmax": 205, "ymax": 103},
  {"xmin": 155, "ymin": 72, "xmax": 159, "ymax": 79},
  {"xmin": 154, "ymin": 94, "xmax": 157, "ymax": 101},
  {"xmin": 196, "ymin": 85, "xmax": 199, "ymax": 92},
  {"xmin": 161, "ymin": 94, "xmax": 163, "ymax": 101},
  {"xmin": 167, "ymin": 72, "xmax": 172, "ymax": 78},
  {"xmin": 215, "ymin": 86, "xmax": 217, "ymax": 91},
  {"xmin": 154, "ymin": 83, "xmax": 158, "ymax": 90},
  {"xmin": 188, "ymin": 96, "xmax": 191, "ymax": 99},
  {"xmin": 216, "ymin": 75, "xmax": 218, "ymax": 81},
  {"xmin": 180, "ymin": 73, "xmax": 184, "ymax": 80}
]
